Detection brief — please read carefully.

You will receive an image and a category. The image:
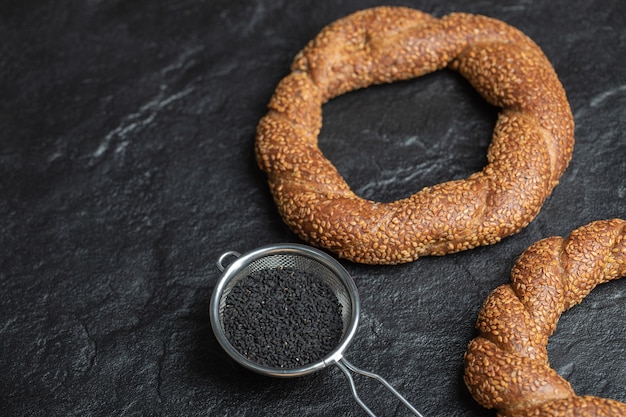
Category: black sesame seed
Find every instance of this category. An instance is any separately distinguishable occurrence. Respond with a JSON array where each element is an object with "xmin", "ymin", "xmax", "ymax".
[{"xmin": 222, "ymin": 267, "xmax": 344, "ymax": 369}]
